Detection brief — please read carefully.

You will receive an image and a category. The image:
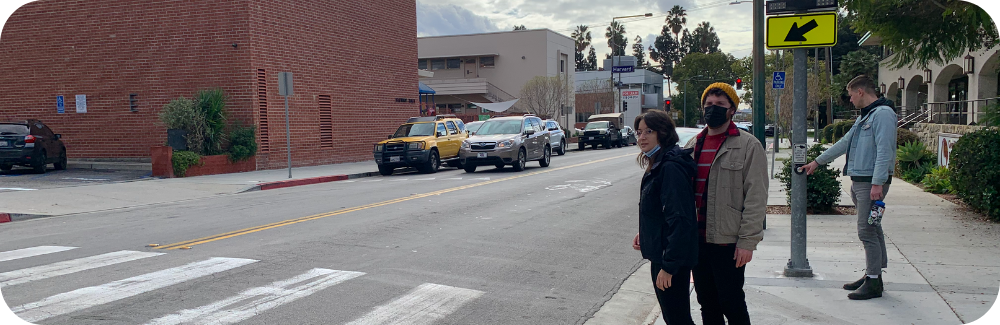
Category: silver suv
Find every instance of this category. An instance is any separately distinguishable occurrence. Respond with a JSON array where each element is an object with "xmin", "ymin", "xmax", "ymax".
[{"xmin": 460, "ymin": 115, "xmax": 551, "ymax": 173}]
